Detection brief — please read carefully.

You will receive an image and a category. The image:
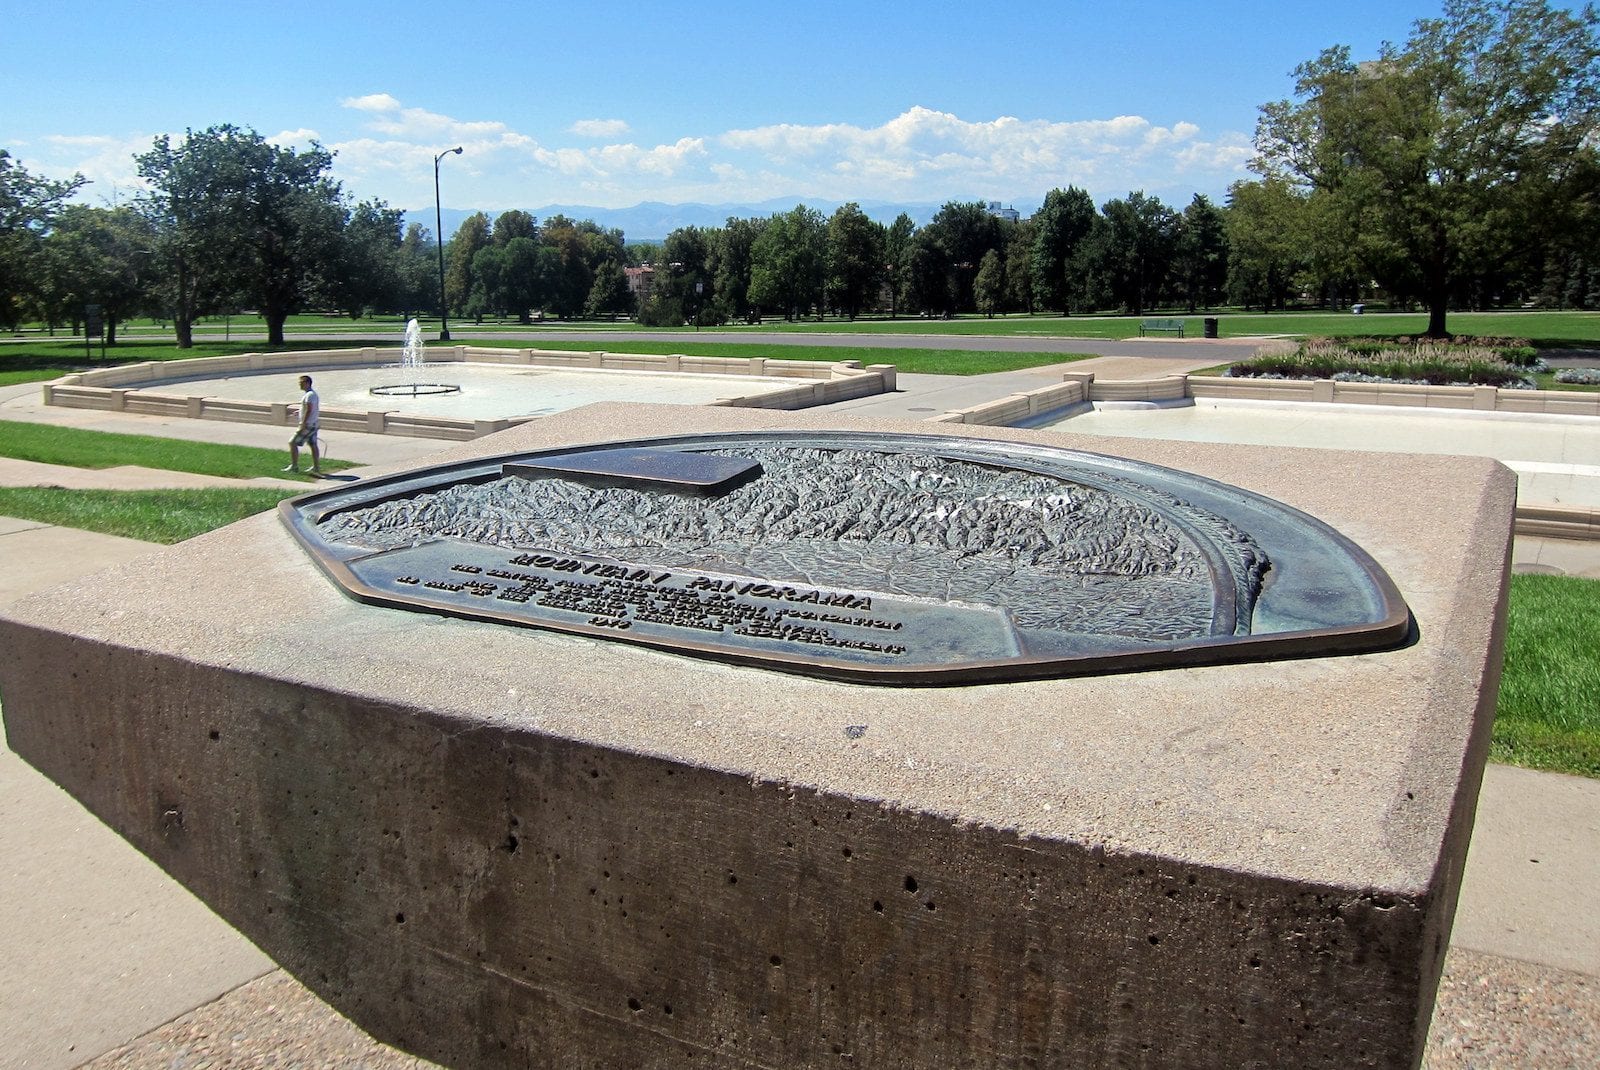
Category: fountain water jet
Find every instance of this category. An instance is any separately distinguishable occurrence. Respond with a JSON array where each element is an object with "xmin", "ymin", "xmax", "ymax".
[{"xmin": 370, "ymin": 317, "xmax": 462, "ymax": 397}]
